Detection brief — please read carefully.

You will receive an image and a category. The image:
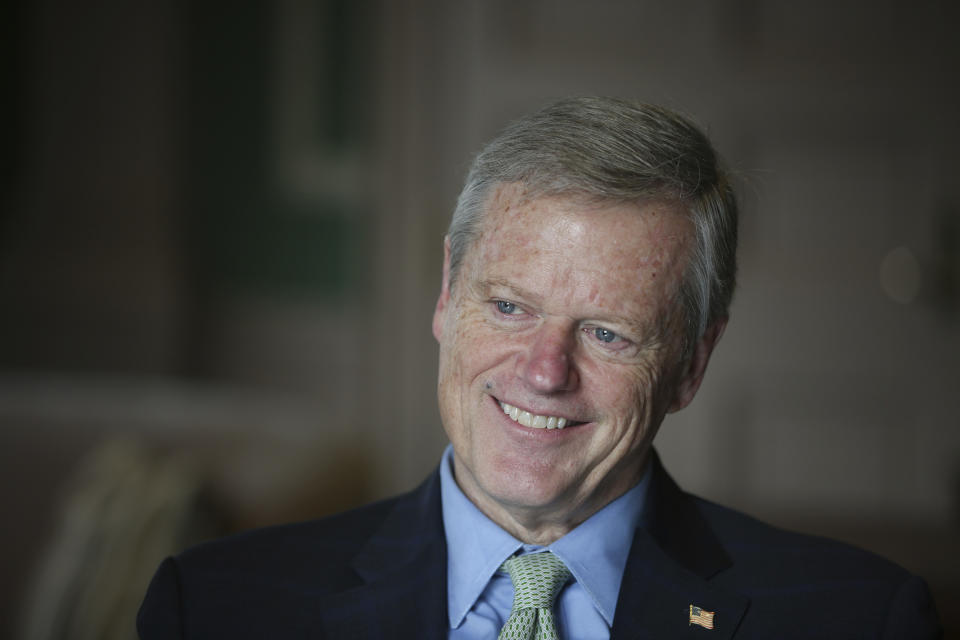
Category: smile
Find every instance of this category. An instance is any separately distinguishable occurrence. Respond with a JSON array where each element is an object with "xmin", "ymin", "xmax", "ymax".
[{"xmin": 498, "ymin": 401, "xmax": 572, "ymax": 430}]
